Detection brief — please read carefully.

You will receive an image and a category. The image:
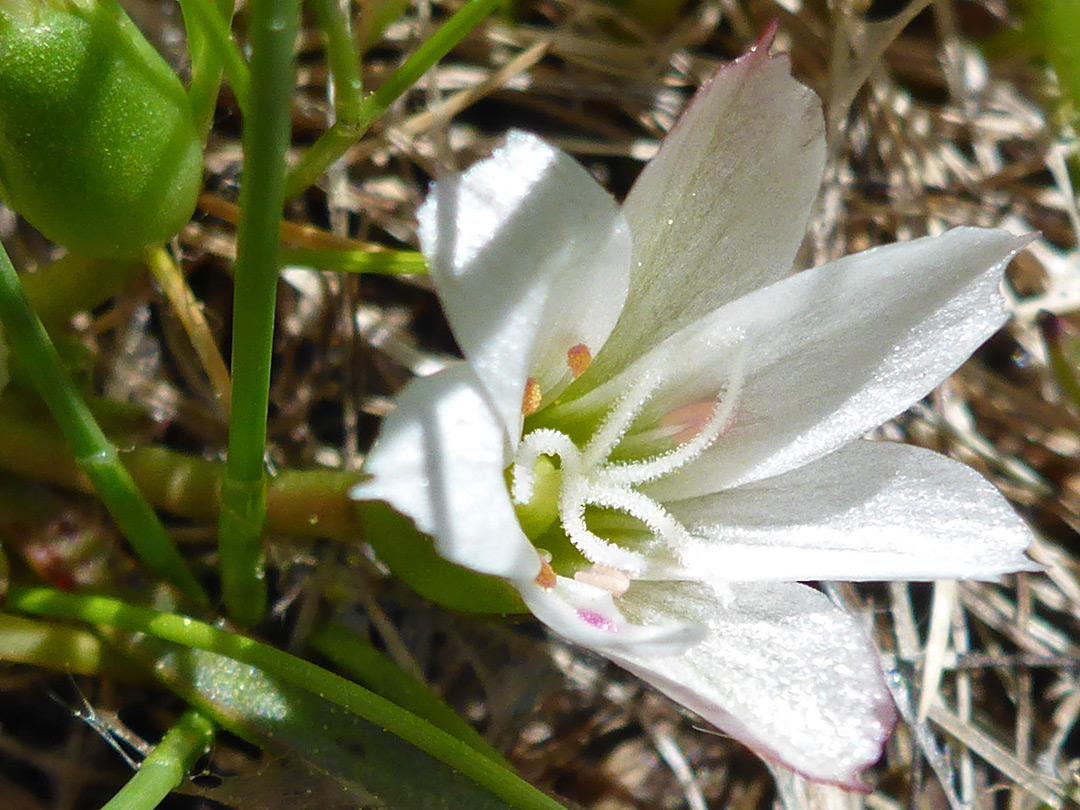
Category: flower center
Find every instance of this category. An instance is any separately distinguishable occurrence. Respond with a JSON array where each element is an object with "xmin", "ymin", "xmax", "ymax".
[{"xmin": 510, "ymin": 349, "xmax": 746, "ymax": 584}]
